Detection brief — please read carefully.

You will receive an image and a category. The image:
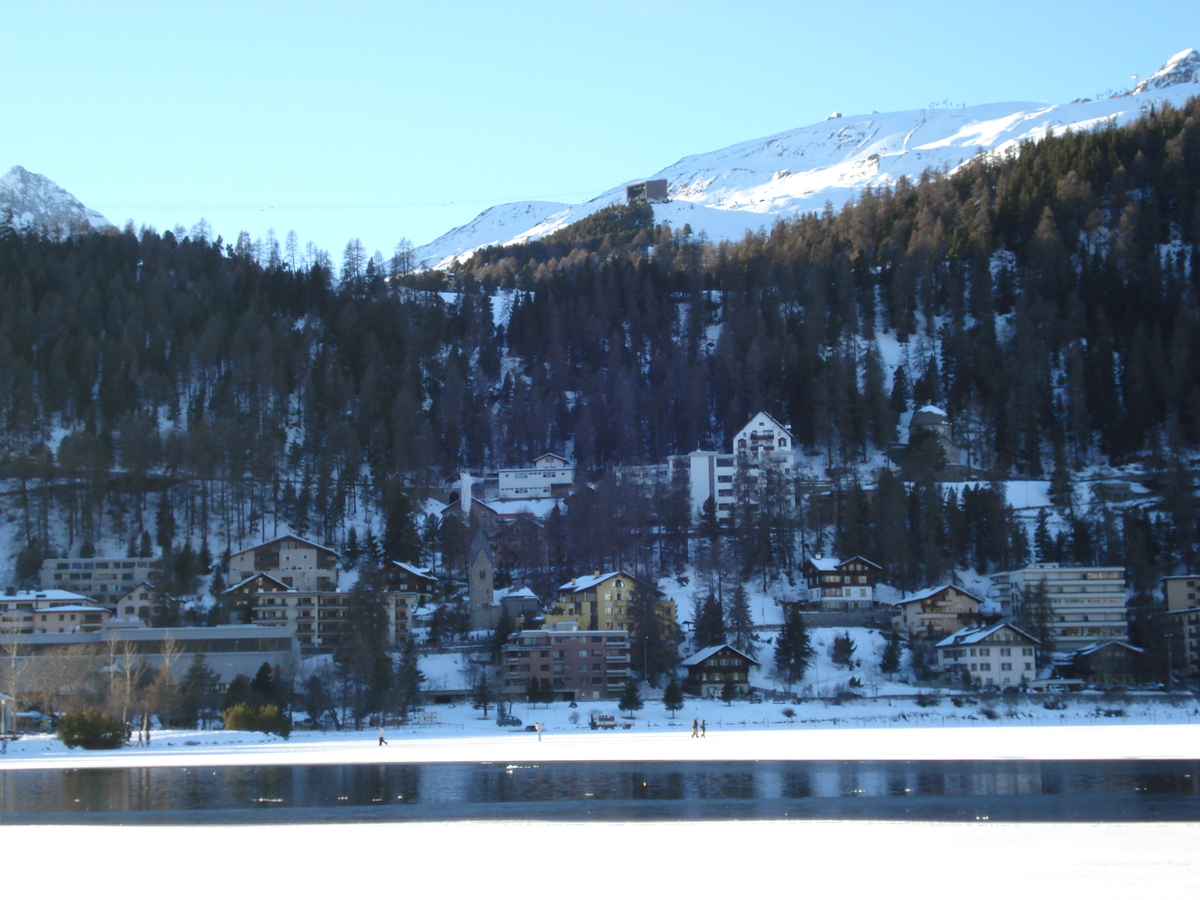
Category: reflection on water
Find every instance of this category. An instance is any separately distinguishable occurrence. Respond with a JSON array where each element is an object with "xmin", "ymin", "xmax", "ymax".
[{"xmin": 2, "ymin": 760, "xmax": 1198, "ymax": 824}]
